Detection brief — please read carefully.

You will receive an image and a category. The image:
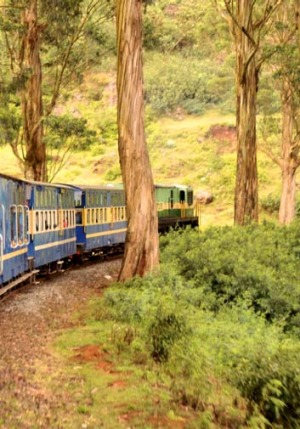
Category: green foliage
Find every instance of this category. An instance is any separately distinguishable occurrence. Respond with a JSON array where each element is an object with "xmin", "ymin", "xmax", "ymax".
[
  {"xmin": 147, "ymin": 298, "xmax": 188, "ymax": 362},
  {"xmin": 260, "ymin": 194, "xmax": 281, "ymax": 214},
  {"xmin": 144, "ymin": 53, "xmax": 235, "ymax": 115},
  {"xmin": 44, "ymin": 115, "xmax": 96, "ymax": 150},
  {"xmin": 95, "ymin": 107, "xmax": 118, "ymax": 146},
  {"xmin": 0, "ymin": 98, "xmax": 22, "ymax": 146},
  {"xmin": 143, "ymin": 0, "xmax": 231, "ymax": 57},
  {"xmin": 104, "ymin": 165, "xmax": 121, "ymax": 181},
  {"xmin": 98, "ymin": 224, "xmax": 300, "ymax": 426}
]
